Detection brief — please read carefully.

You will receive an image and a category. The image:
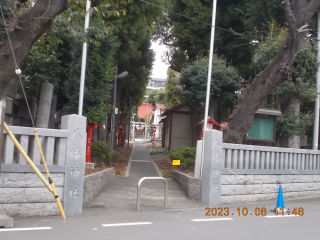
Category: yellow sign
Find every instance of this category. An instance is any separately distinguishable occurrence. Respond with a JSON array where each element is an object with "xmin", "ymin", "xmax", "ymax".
[{"xmin": 172, "ymin": 160, "xmax": 180, "ymax": 166}]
